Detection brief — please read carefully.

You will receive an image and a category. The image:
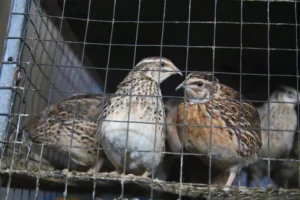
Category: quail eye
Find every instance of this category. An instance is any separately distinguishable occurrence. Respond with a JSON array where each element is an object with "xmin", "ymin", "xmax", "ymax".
[
  {"xmin": 197, "ymin": 82, "xmax": 204, "ymax": 87},
  {"xmin": 161, "ymin": 62, "xmax": 165, "ymax": 67}
]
